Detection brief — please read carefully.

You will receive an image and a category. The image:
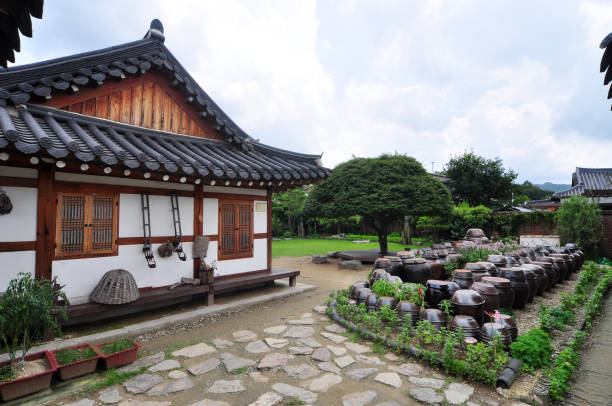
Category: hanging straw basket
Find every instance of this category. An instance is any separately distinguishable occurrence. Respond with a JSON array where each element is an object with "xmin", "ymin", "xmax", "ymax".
[{"xmin": 90, "ymin": 269, "xmax": 140, "ymax": 304}]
